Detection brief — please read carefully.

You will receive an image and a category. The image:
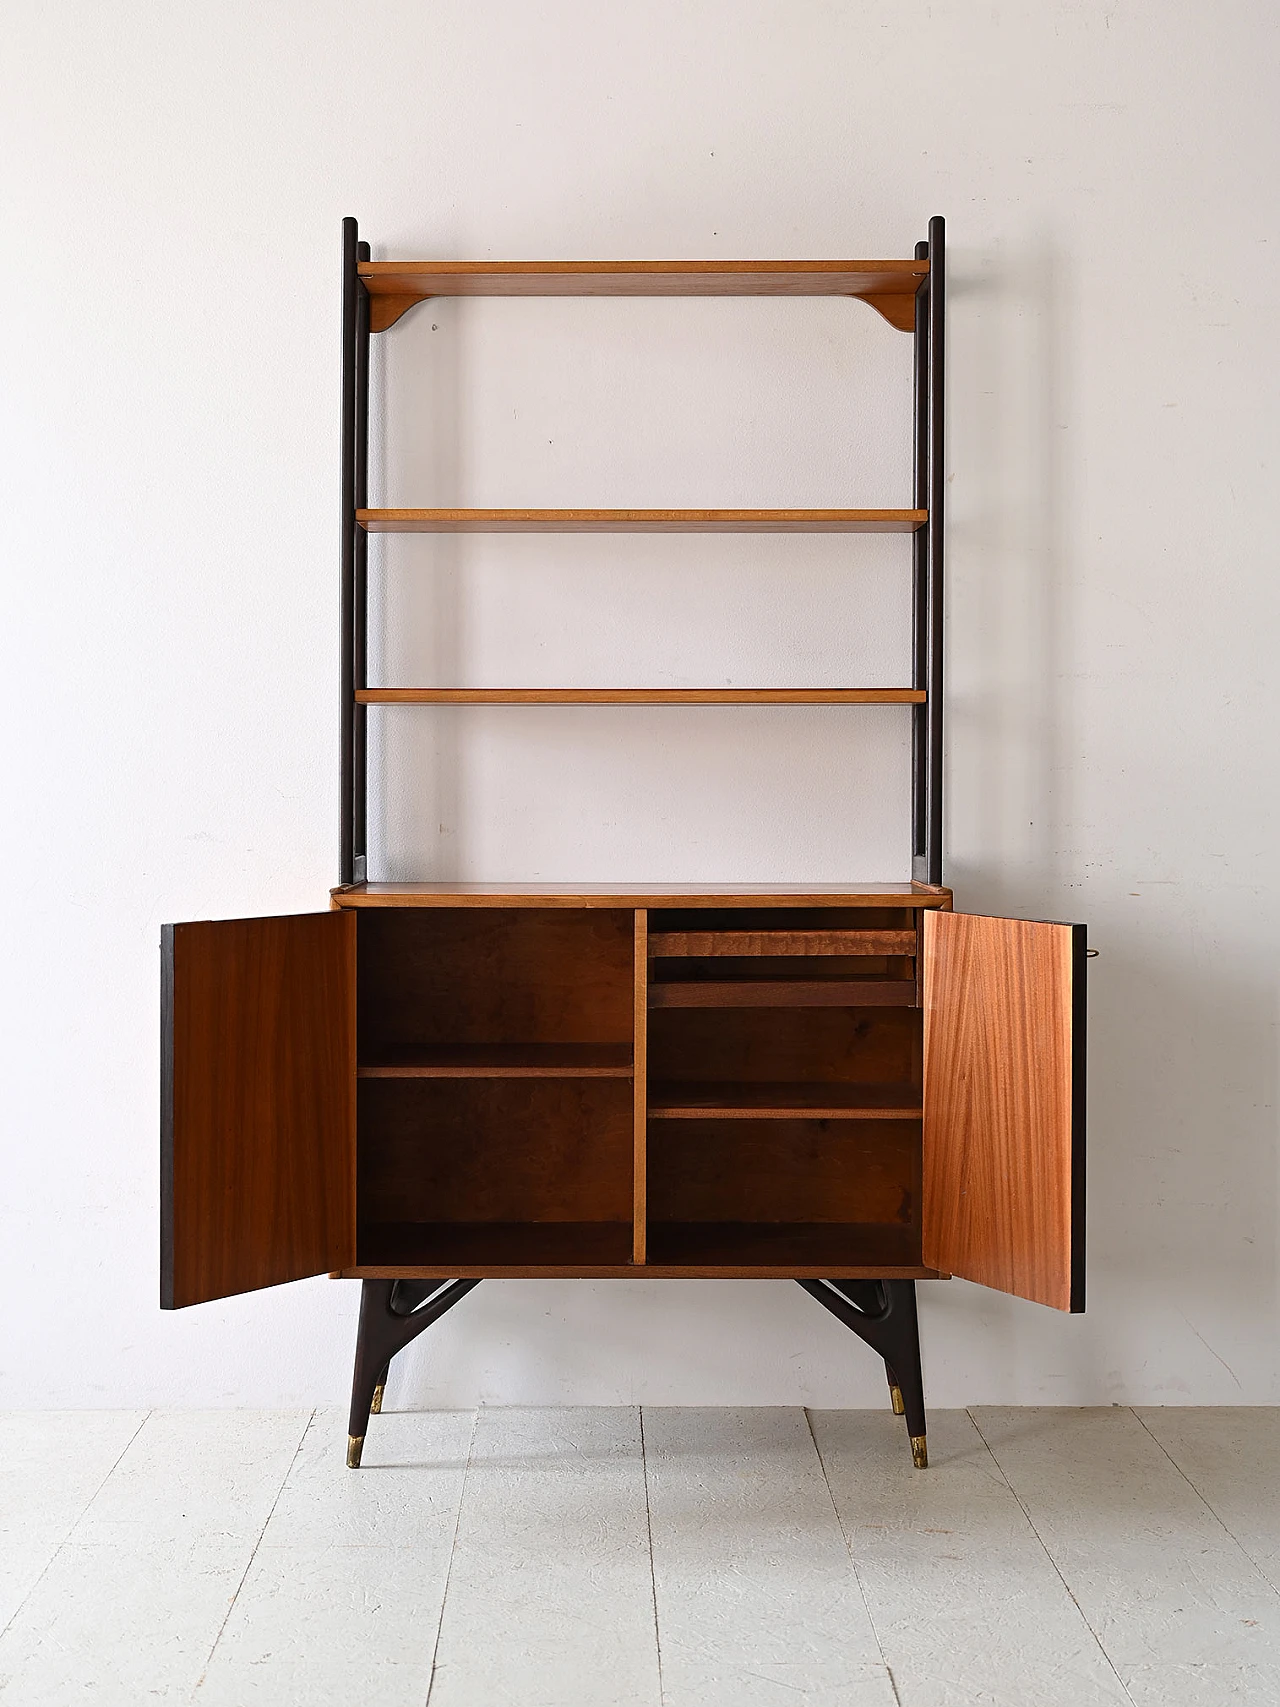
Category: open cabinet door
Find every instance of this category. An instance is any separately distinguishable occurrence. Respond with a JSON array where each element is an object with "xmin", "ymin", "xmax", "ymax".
[
  {"xmin": 162, "ymin": 912, "xmax": 356, "ymax": 1308},
  {"xmin": 921, "ymin": 912, "xmax": 1086, "ymax": 1312}
]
